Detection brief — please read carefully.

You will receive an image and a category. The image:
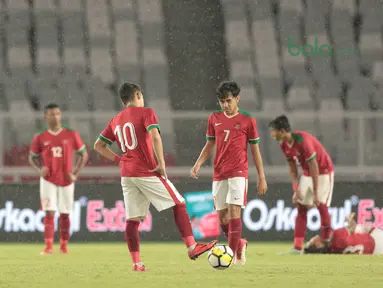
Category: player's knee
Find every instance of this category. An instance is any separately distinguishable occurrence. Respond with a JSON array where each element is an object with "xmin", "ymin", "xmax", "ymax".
[
  {"xmin": 217, "ymin": 209, "xmax": 229, "ymax": 225},
  {"xmin": 46, "ymin": 211, "xmax": 55, "ymax": 216}
]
